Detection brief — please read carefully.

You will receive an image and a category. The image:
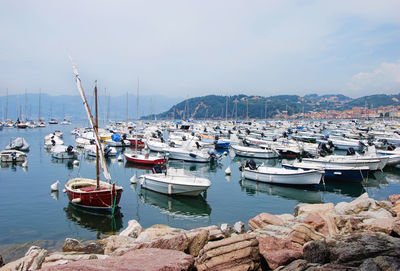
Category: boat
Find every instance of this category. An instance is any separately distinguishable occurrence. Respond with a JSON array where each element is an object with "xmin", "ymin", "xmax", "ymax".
[
  {"xmin": 165, "ymin": 144, "xmax": 219, "ymax": 163},
  {"xmin": 48, "ymin": 118, "xmax": 58, "ymax": 124},
  {"xmin": 85, "ymin": 144, "xmax": 117, "ymax": 157},
  {"xmin": 51, "ymin": 145, "xmax": 79, "ymax": 159},
  {"xmin": 138, "ymin": 166, "xmax": 211, "ymax": 196},
  {"xmin": 124, "ymin": 152, "xmax": 167, "ymax": 165},
  {"xmin": 282, "ymin": 161, "xmax": 369, "ymax": 182},
  {"xmin": 0, "ymin": 150, "xmax": 27, "ymax": 163},
  {"xmin": 301, "ymin": 156, "xmax": 382, "ymax": 171},
  {"xmin": 5, "ymin": 137, "xmax": 30, "ymax": 151},
  {"xmin": 240, "ymin": 160, "xmax": 323, "ymax": 186},
  {"xmin": 65, "ymin": 62, "xmax": 123, "ymax": 212},
  {"xmin": 231, "ymin": 144, "xmax": 279, "ymax": 159}
]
